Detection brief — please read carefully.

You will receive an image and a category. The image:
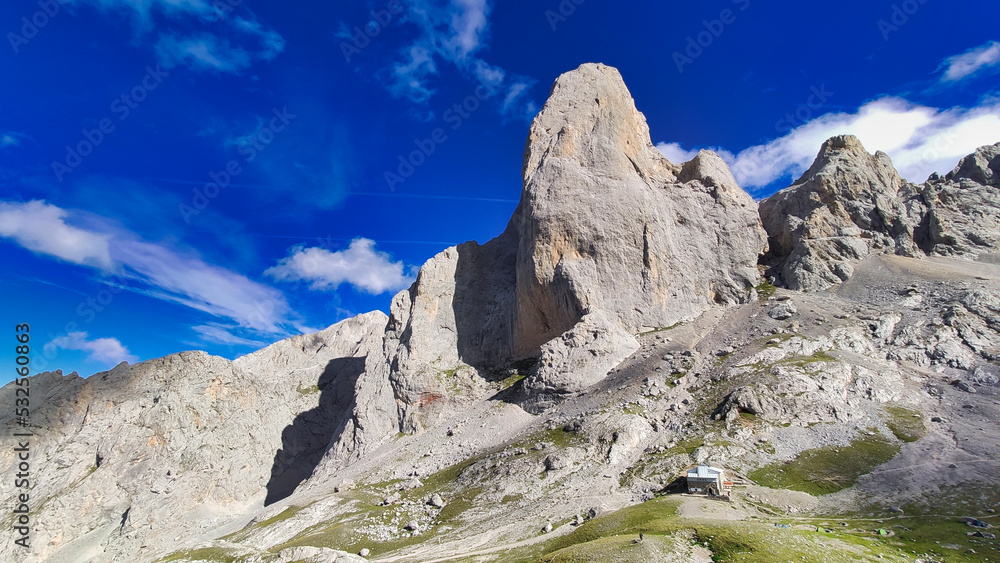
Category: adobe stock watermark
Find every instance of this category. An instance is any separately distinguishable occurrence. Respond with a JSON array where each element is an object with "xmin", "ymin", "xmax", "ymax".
[
  {"xmin": 51, "ymin": 65, "xmax": 170, "ymax": 182},
  {"xmin": 672, "ymin": 0, "xmax": 751, "ymax": 73},
  {"xmin": 340, "ymin": 0, "xmax": 405, "ymax": 63},
  {"xmin": 878, "ymin": 0, "xmax": 930, "ymax": 41},
  {"xmin": 7, "ymin": 0, "xmax": 70, "ymax": 54},
  {"xmin": 179, "ymin": 106, "xmax": 296, "ymax": 223},
  {"xmin": 775, "ymin": 84, "xmax": 834, "ymax": 133},
  {"xmin": 384, "ymin": 81, "xmax": 500, "ymax": 190},
  {"xmin": 545, "ymin": 0, "xmax": 587, "ymax": 31}
]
